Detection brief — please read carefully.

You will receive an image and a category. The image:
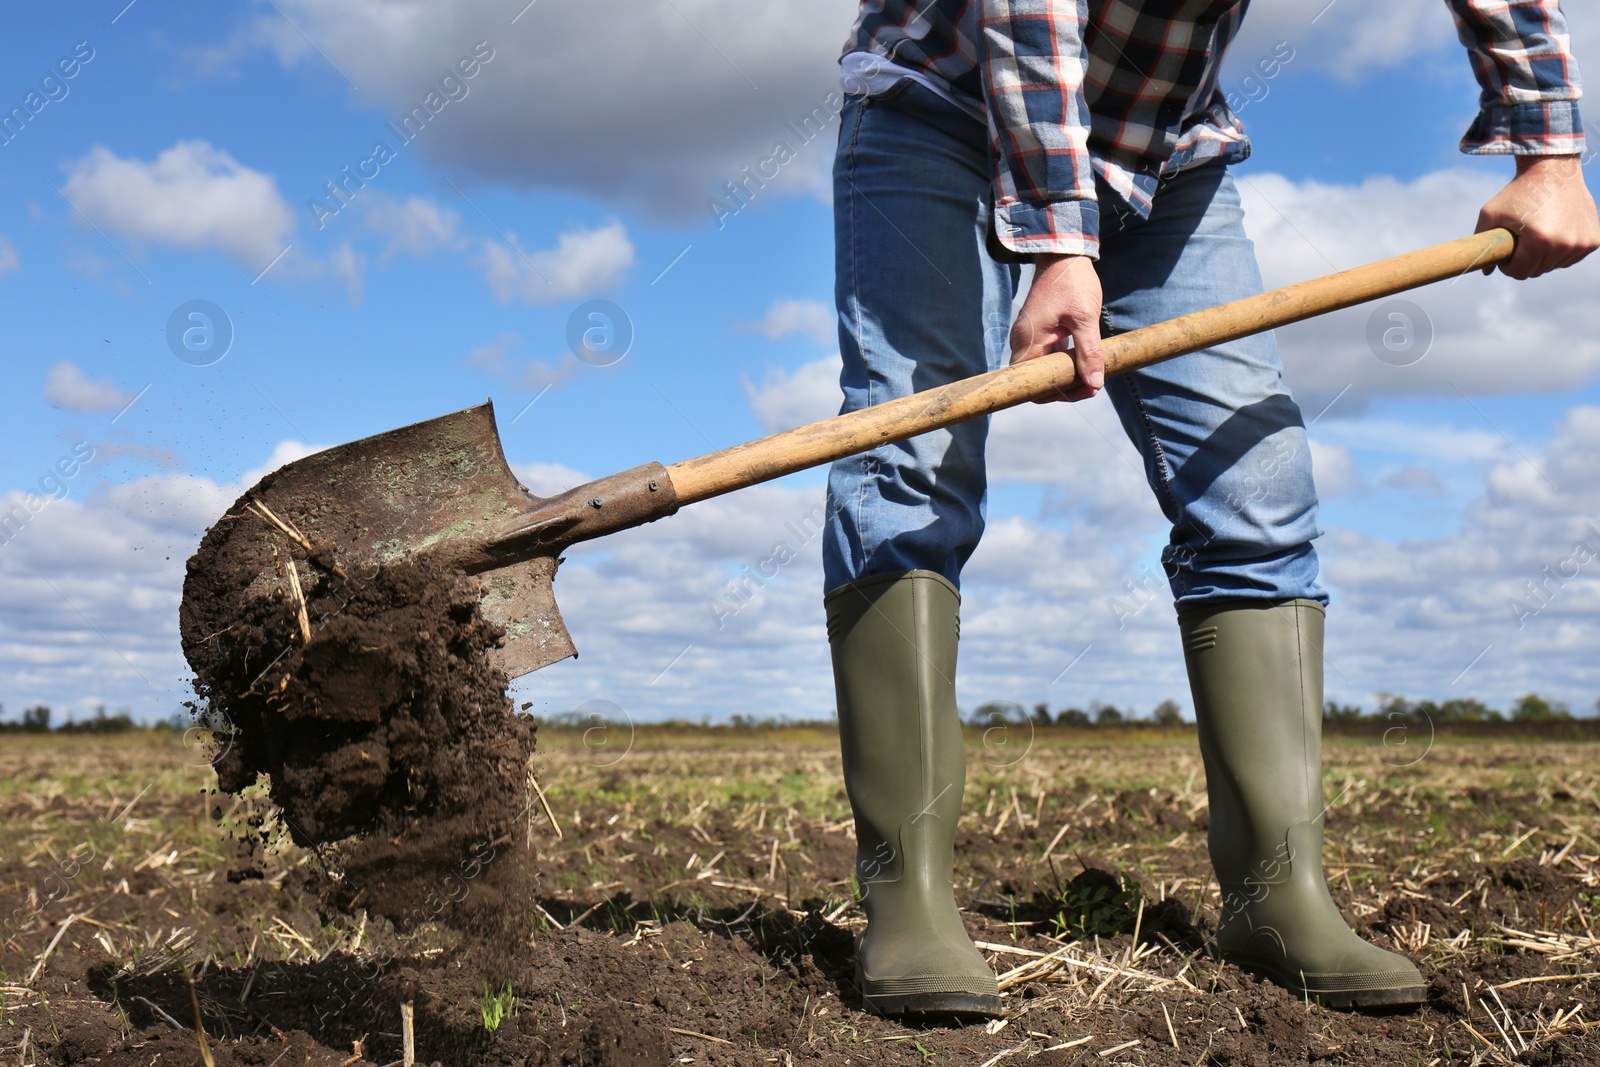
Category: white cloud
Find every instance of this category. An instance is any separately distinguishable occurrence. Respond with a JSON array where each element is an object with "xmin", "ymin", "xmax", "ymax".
[
  {"xmin": 1568, "ymin": 8, "xmax": 1599, "ymax": 89},
  {"xmin": 10, "ymin": 397, "xmax": 1600, "ymax": 725},
  {"xmin": 988, "ymin": 399, "xmax": 1148, "ymax": 490},
  {"xmin": 327, "ymin": 241, "xmax": 365, "ymax": 304},
  {"xmin": 94, "ymin": 441, "xmax": 183, "ymax": 469},
  {"xmin": 61, "ymin": 141, "xmax": 295, "ymax": 270},
  {"xmin": 42, "ymin": 361, "xmax": 132, "ymax": 413},
  {"xmin": 102, "ymin": 472, "xmax": 240, "ymax": 534},
  {"xmin": 1308, "ymin": 439, "xmax": 1360, "ymax": 498},
  {"xmin": 1314, "ymin": 404, "xmax": 1600, "ymax": 708},
  {"xmin": 232, "ymin": 0, "xmax": 854, "ymax": 217},
  {"xmin": 1223, "ymin": 0, "xmax": 1456, "ymax": 84},
  {"xmin": 1309, "ymin": 418, "xmax": 1504, "ymax": 464},
  {"xmin": 749, "ymin": 297, "xmax": 834, "ymax": 344},
  {"xmin": 511, "ymin": 462, "xmax": 591, "ymax": 498},
  {"xmin": 1380, "ymin": 465, "xmax": 1447, "ymax": 495},
  {"xmin": 478, "ymin": 221, "xmax": 633, "ymax": 304},
  {"xmin": 0, "ymin": 439, "xmax": 318, "ymax": 721},
  {"xmin": 324, "ymin": 241, "xmax": 366, "ymax": 303},
  {"xmin": 467, "ymin": 332, "xmax": 522, "ymax": 373},
  {"xmin": 1239, "ymin": 169, "xmax": 1600, "ymax": 408},
  {"xmin": 466, "ymin": 332, "xmax": 580, "ymax": 392},
  {"xmin": 364, "ymin": 194, "xmax": 461, "ymax": 263},
  {"xmin": 0, "ymin": 490, "xmax": 194, "ymax": 718},
  {"xmin": 0, "ymin": 236, "xmax": 18, "ymax": 277},
  {"xmin": 238, "ymin": 440, "xmax": 324, "ymax": 488},
  {"xmin": 181, "ymin": 15, "xmax": 315, "ymax": 78},
  {"xmin": 743, "ymin": 356, "xmax": 840, "ymax": 432},
  {"xmin": 510, "ymin": 401, "xmax": 1600, "ymax": 722},
  {"xmin": 1226, "ymin": 0, "xmax": 1596, "ymax": 93}
]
